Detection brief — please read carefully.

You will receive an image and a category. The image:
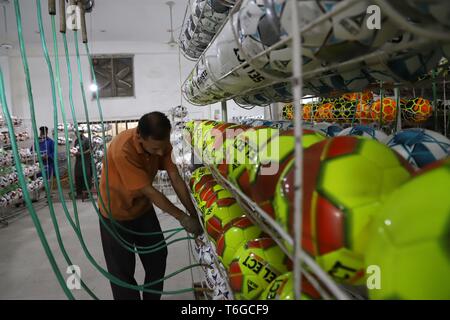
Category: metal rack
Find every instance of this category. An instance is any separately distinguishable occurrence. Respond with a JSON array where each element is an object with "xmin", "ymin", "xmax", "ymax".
[
  {"xmin": 181, "ymin": 0, "xmax": 450, "ymax": 107},
  {"xmin": 0, "ymin": 118, "xmax": 41, "ymax": 226},
  {"xmin": 184, "ymin": 138, "xmax": 349, "ymax": 300},
  {"xmin": 178, "ymin": 0, "xmax": 450, "ymax": 300}
]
